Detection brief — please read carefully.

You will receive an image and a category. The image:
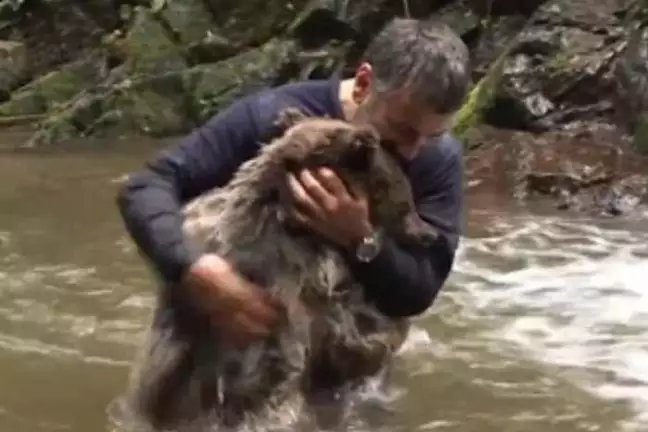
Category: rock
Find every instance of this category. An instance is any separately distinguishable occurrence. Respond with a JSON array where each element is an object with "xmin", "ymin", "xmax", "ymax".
[
  {"xmin": 0, "ymin": 88, "xmax": 45, "ymax": 116},
  {"xmin": 200, "ymin": 0, "xmax": 311, "ymax": 48},
  {"xmin": 614, "ymin": 22, "xmax": 648, "ymax": 152},
  {"xmin": 432, "ymin": 1, "xmax": 481, "ymax": 39},
  {"xmin": 3, "ymin": 0, "xmax": 120, "ymax": 79},
  {"xmin": 25, "ymin": 38, "xmax": 294, "ymax": 145},
  {"xmin": 122, "ymin": 6, "xmax": 187, "ymax": 74},
  {"xmin": 466, "ymin": 0, "xmax": 550, "ymax": 16},
  {"xmin": 475, "ymin": 0, "xmax": 634, "ymax": 132},
  {"xmin": 1, "ymin": 0, "xmax": 645, "ymax": 160},
  {"xmin": 0, "ymin": 56, "xmax": 104, "ymax": 116},
  {"xmin": 25, "ymin": 69, "xmax": 190, "ymax": 146},
  {"xmin": 113, "ymin": 71, "xmax": 191, "ymax": 136},
  {"xmin": 36, "ymin": 59, "xmax": 104, "ymax": 108},
  {"xmin": 452, "ymin": 30, "xmax": 517, "ymax": 140},
  {"xmin": 470, "ymin": 15, "xmax": 530, "ymax": 77},
  {"xmin": 287, "ymin": 0, "xmax": 449, "ymax": 74},
  {"xmin": 186, "ymin": 38, "xmax": 294, "ymax": 123},
  {"xmin": 596, "ymin": 174, "xmax": 647, "ymax": 215},
  {"xmin": 0, "ymin": 40, "xmax": 27, "ymax": 98},
  {"xmin": 163, "ymin": 0, "xmax": 312, "ymax": 65},
  {"xmin": 465, "ymin": 125, "xmax": 648, "ymax": 216},
  {"xmin": 21, "ymin": 67, "xmax": 128, "ymax": 146},
  {"xmin": 156, "ymin": 0, "xmax": 213, "ymax": 46},
  {"xmin": 525, "ymin": 162, "xmax": 616, "ymax": 211},
  {"xmin": 634, "ymin": 113, "xmax": 648, "ymax": 153},
  {"xmin": 288, "ymin": 4, "xmax": 358, "ymax": 50},
  {"xmin": 184, "ymin": 35, "xmax": 240, "ymax": 64}
]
